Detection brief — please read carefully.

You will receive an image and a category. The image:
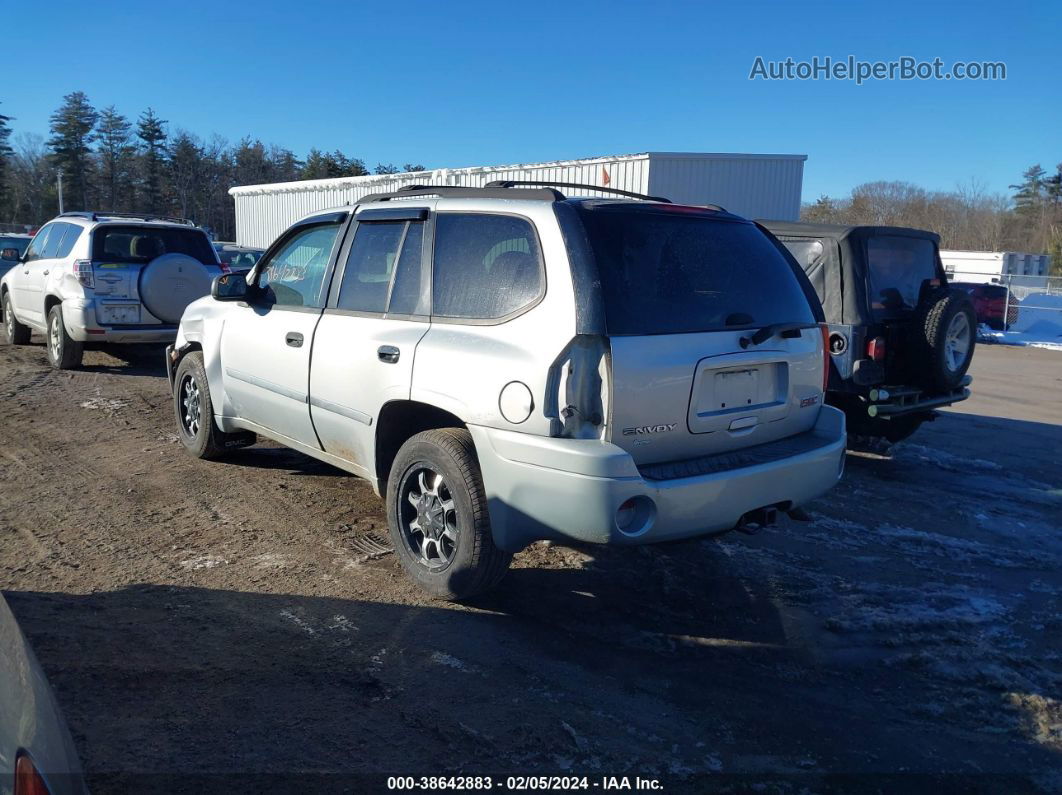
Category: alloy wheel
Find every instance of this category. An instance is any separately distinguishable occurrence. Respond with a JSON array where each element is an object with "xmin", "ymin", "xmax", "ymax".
[
  {"xmin": 397, "ymin": 465, "xmax": 459, "ymax": 570},
  {"xmin": 48, "ymin": 315, "xmax": 61, "ymax": 361},
  {"xmin": 944, "ymin": 312, "xmax": 970, "ymax": 373},
  {"xmin": 180, "ymin": 374, "xmax": 202, "ymax": 437}
]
